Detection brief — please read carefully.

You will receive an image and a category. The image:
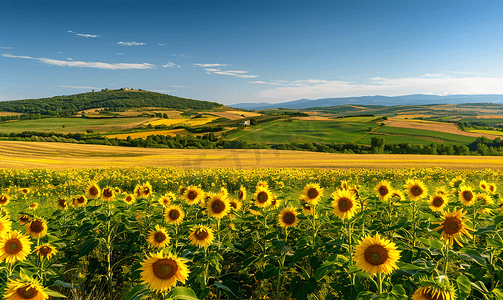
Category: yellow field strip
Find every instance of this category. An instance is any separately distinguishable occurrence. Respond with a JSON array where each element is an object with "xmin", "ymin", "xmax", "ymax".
[{"xmin": 0, "ymin": 141, "xmax": 502, "ymax": 170}]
